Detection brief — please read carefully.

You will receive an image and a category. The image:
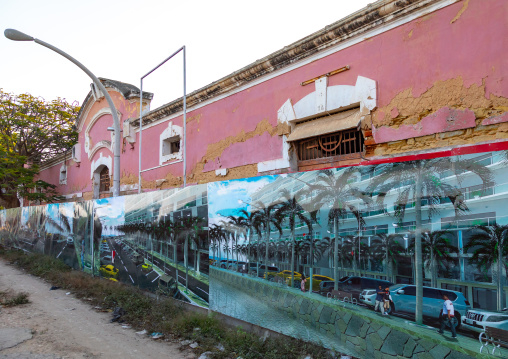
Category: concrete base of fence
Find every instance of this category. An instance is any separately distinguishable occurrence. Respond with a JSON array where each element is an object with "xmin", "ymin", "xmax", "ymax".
[{"xmin": 210, "ymin": 267, "xmax": 500, "ymax": 359}]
